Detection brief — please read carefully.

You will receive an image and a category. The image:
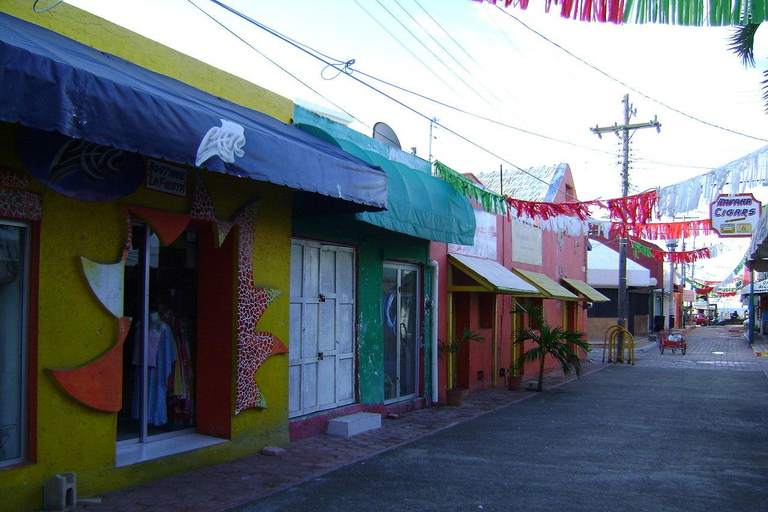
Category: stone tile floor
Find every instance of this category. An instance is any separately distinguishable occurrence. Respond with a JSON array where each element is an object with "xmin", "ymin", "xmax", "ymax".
[{"xmin": 74, "ymin": 325, "xmax": 768, "ymax": 512}]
